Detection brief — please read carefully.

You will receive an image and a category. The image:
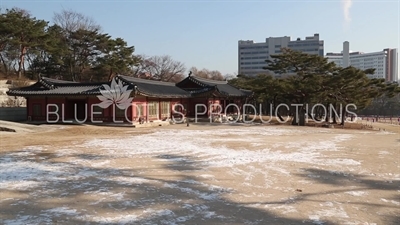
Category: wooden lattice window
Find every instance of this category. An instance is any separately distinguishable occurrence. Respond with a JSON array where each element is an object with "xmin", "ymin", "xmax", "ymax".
[
  {"xmin": 148, "ymin": 101, "xmax": 159, "ymax": 117},
  {"xmin": 161, "ymin": 101, "xmax": 170, "ymax": 117},
  {"xmin": 135, "ymin": 104, "xmax": 145, "ymax": 117}
]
